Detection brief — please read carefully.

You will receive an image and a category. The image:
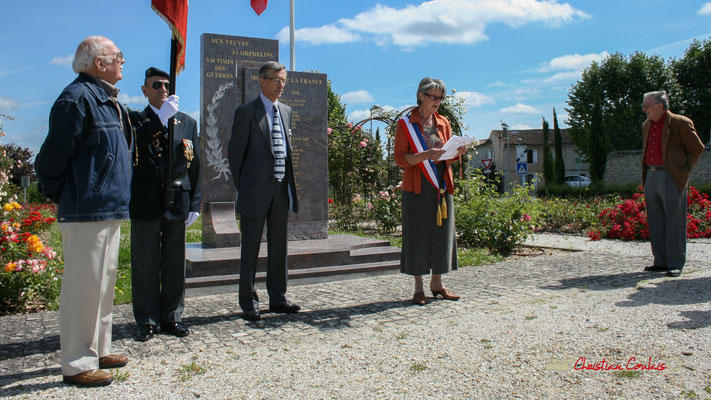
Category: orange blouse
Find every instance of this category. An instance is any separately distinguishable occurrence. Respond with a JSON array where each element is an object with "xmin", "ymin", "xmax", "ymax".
[{"xmin": 393, "ymin": 107, "xmax": 455, "ymax": 194}]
